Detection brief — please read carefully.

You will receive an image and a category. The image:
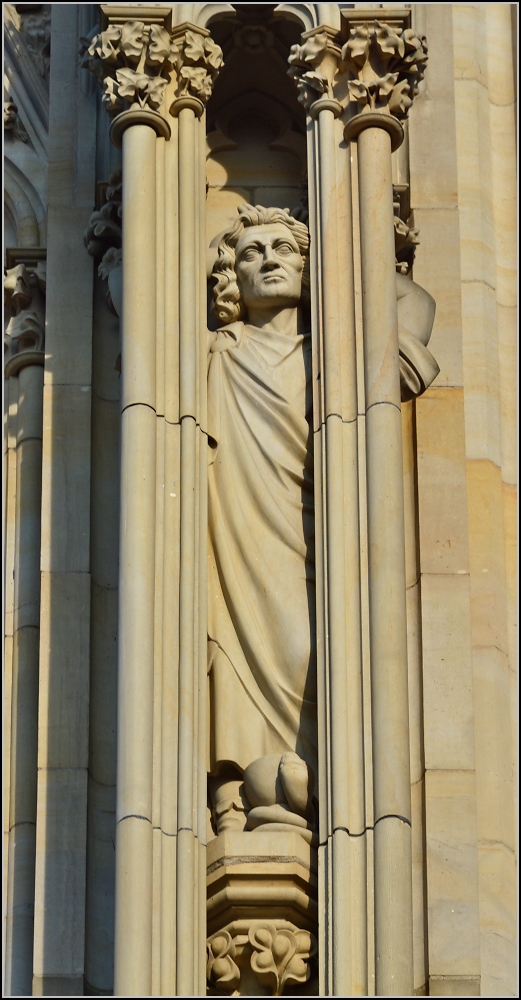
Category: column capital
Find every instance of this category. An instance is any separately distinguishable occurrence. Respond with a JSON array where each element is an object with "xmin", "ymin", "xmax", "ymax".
[
  {"xmin": 4, "ymin": 250, "xmax": 46, "ymax": 378},
  {"xmin": 169, "ymin": 23, "xmax": 223, "ymax": 117},
  {"xmin": 339, "ymin": 8, "xmax": 428, "ymax": 148},
  {"xmin": 80, "ymin": 6, "xmax": 175, "ymax": 140},
  {"xmin": 288, "ymin": 25, "xmax": 343, "ymax": 116}
]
